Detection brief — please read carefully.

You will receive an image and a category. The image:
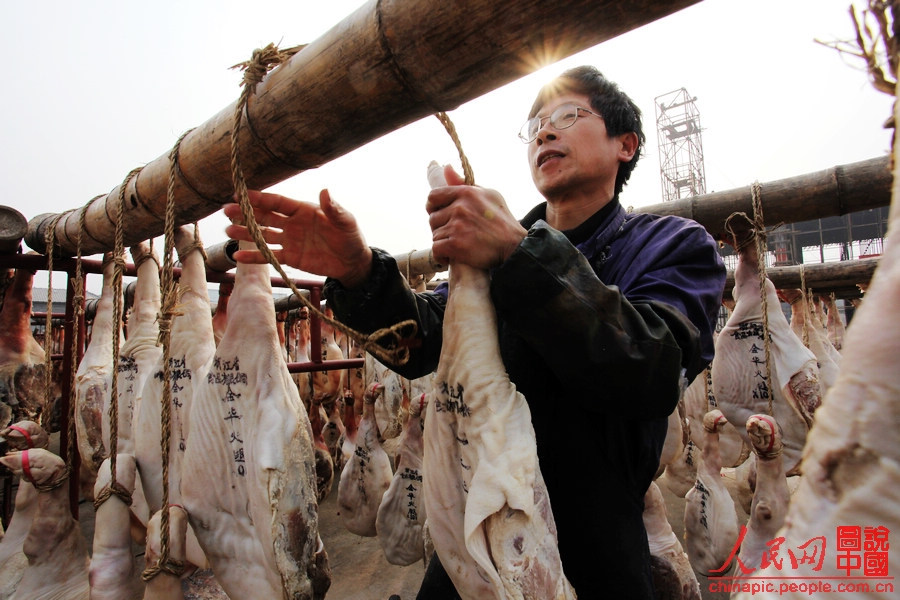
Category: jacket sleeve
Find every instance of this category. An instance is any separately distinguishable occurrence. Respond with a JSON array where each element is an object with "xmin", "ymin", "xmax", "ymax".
[
  {"xmin": 323, "ymin": 247, "xmax": 445, "ymax": 380},
  {"xmin": 490, "ymin": 221, "xmax": 695, "ymax": 420}
]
